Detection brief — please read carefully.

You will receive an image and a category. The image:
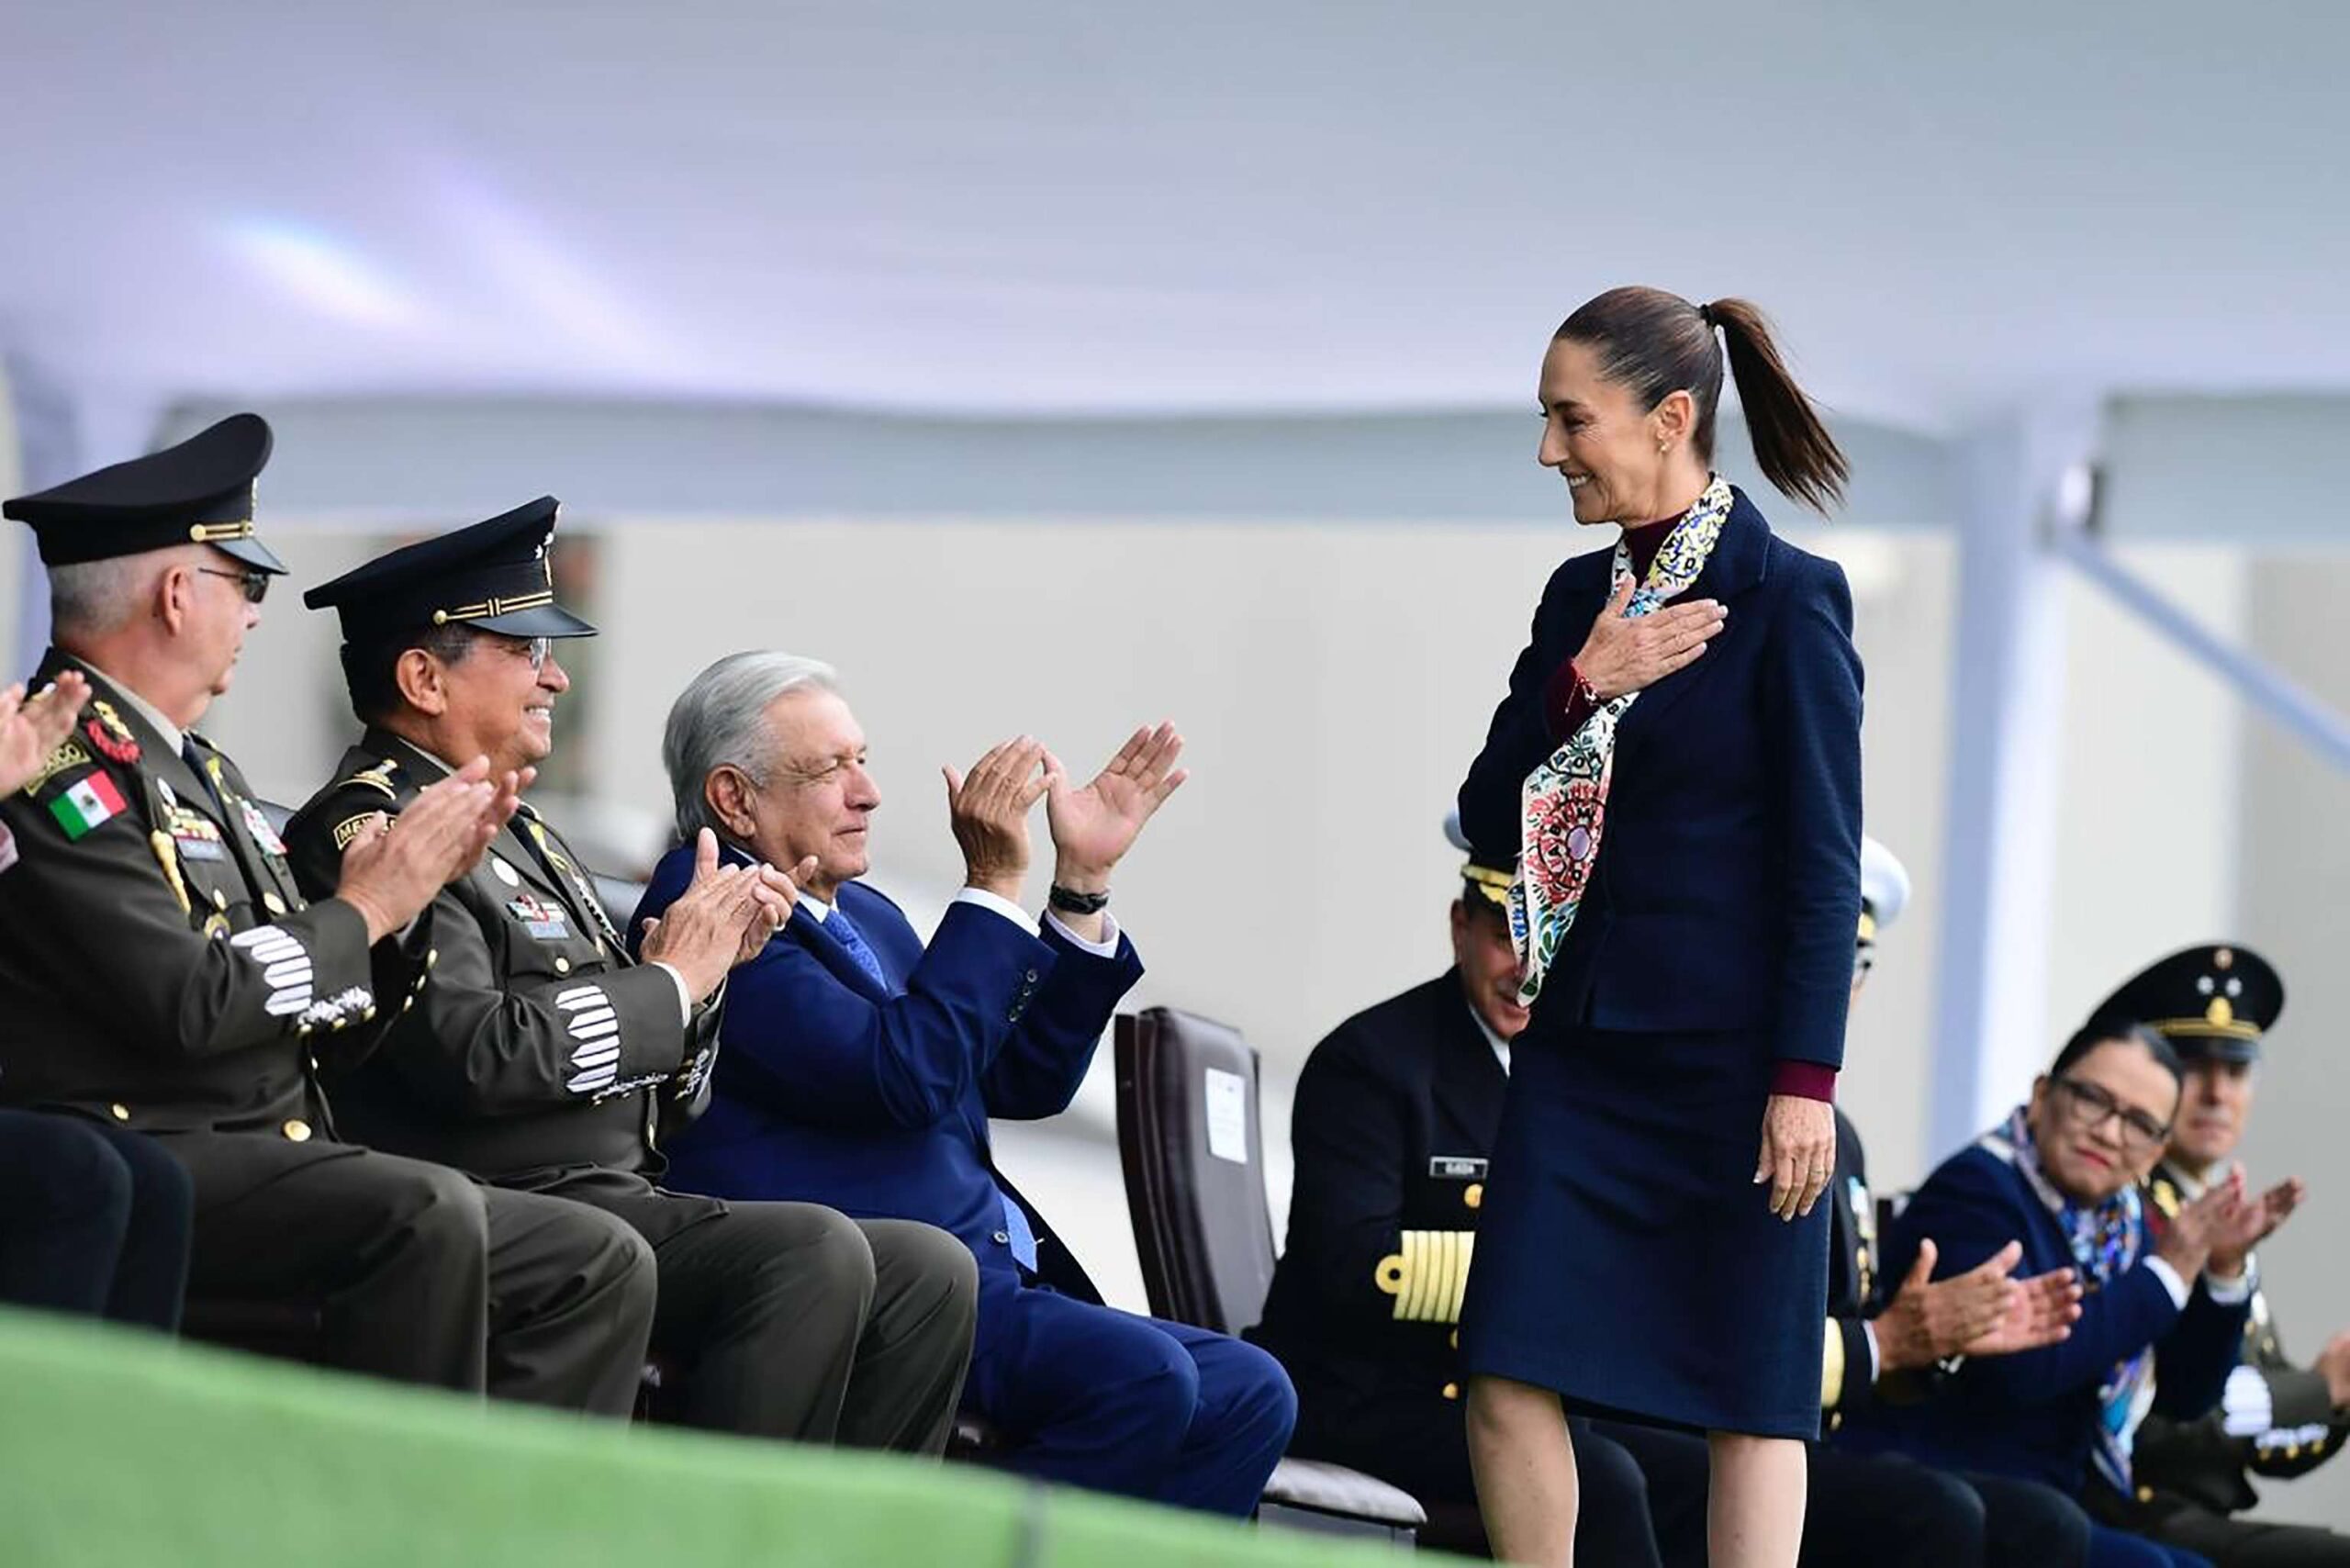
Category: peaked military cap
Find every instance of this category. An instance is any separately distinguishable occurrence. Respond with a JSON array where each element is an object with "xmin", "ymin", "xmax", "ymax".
[
  {"xmin": 1445, "ymin": 808, "xmax": 1515, "ymax": 914},
  {"xmin": 2093, "ymin": 944, "xmax": 2282, "ymax": 1064},
  {"xmin": 303, "ymin": 496, "xmax": 597, "ymax": 642},
  {"xmin": 4, "ymin": 413, "xmax": 285, "ymax": 572},
  {"xmin": 1859, "ymin": 835, "xmax": 1910, "ymax": 943}
]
